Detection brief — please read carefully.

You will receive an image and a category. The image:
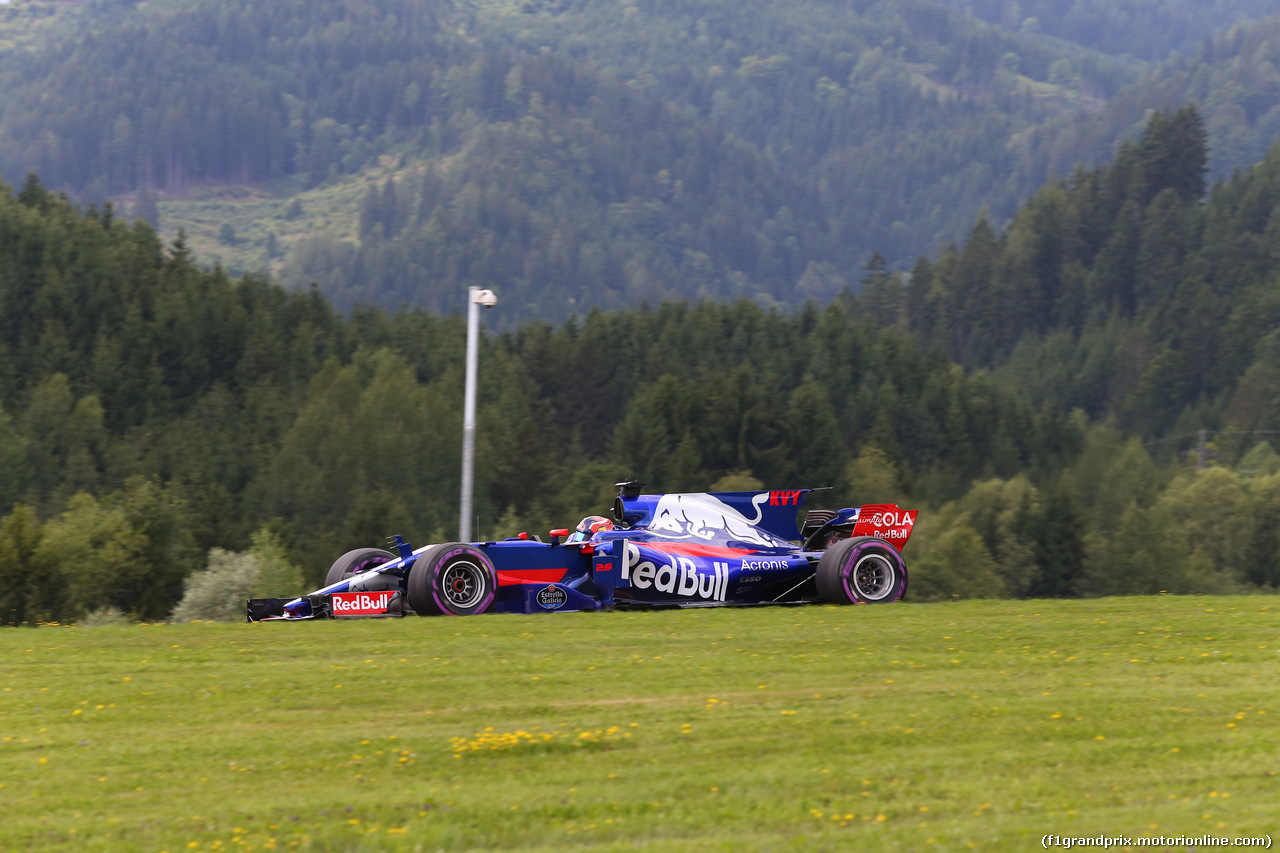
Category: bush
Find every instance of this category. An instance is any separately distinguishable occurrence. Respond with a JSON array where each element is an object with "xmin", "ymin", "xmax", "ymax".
[
  {"xmin": 710, "ymin": 470, "xmax": 765, "ymax": 492},
  {"xmin": 79, "ymin": 606, "xmax": 128, "ymax": 626},
  {"xmin": 171, "ymin": 528, "xmax": 305, "ymax": 621},
  {"xmin": 41, "ymin": 479, "xmax": 198, "ymax": 620},
  {"xmin": 247, "ymin": 528, "xmax": 305, "ymax": 599},
  {"xmin": 907, "ymin": 511, "xmax": 1007, "ymax": 602},
  {"xmin": 0, "ymin": 505, "xmax": 53, "ymax": 625},
  {"xmin": 170, "ymin": 549, "xmax": 260, "ymax": 622}
]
